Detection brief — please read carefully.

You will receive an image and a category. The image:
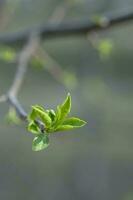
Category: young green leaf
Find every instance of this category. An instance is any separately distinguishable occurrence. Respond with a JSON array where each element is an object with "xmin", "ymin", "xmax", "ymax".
[
  {"xmin": 62, "ymin": 117, "xmax": 86, "ymax": 127},
  {"xmin": 47, "ymin": 109, "xmax": 56, "ymax": 121},
  {"xmin": 28, "ymin": 109, "xmax": 37, "ymax": 121},
  {"xmin": 33, "ymin": 105, "xmax": 45, "ymax": 112},
  {"xmin": 60, "ymin": 93, "xmax": 71, "ymax": 120},
  {"xmin": 54, "ymin": 117, "xmax": 86, "ymax": 132},
  {"xmin": 32, "ymin": 134, "xmax": 49, "ymax": 151},
  {"xmin": 54, "ymin": 125, "xmax": 75, "ymax": 132},
  {"xmin": 53, "ymin": 93, "xmax": 71, "ymax": 127},
  {"xmin": 31, "ymin": 106, "xmax": 52, "ymax": 127},
  {"xmin": 53, "ymin": 105, "xmax": 61, "ymax": 125},
  {"xmin": 28, "ymin": 121, "xmax": 40, "ymax": 134},
  {"xmin": 27, "ymin": 93, "xmax": 87, "ymax": 151}
]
